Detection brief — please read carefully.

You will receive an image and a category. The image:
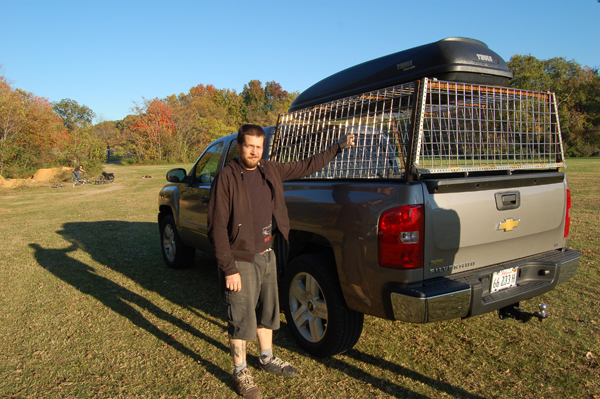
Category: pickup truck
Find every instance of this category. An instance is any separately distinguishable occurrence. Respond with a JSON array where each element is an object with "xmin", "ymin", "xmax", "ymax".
[{"xmin": 158, "ymin": 37, "xmax": 580, "ymax": 358}]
